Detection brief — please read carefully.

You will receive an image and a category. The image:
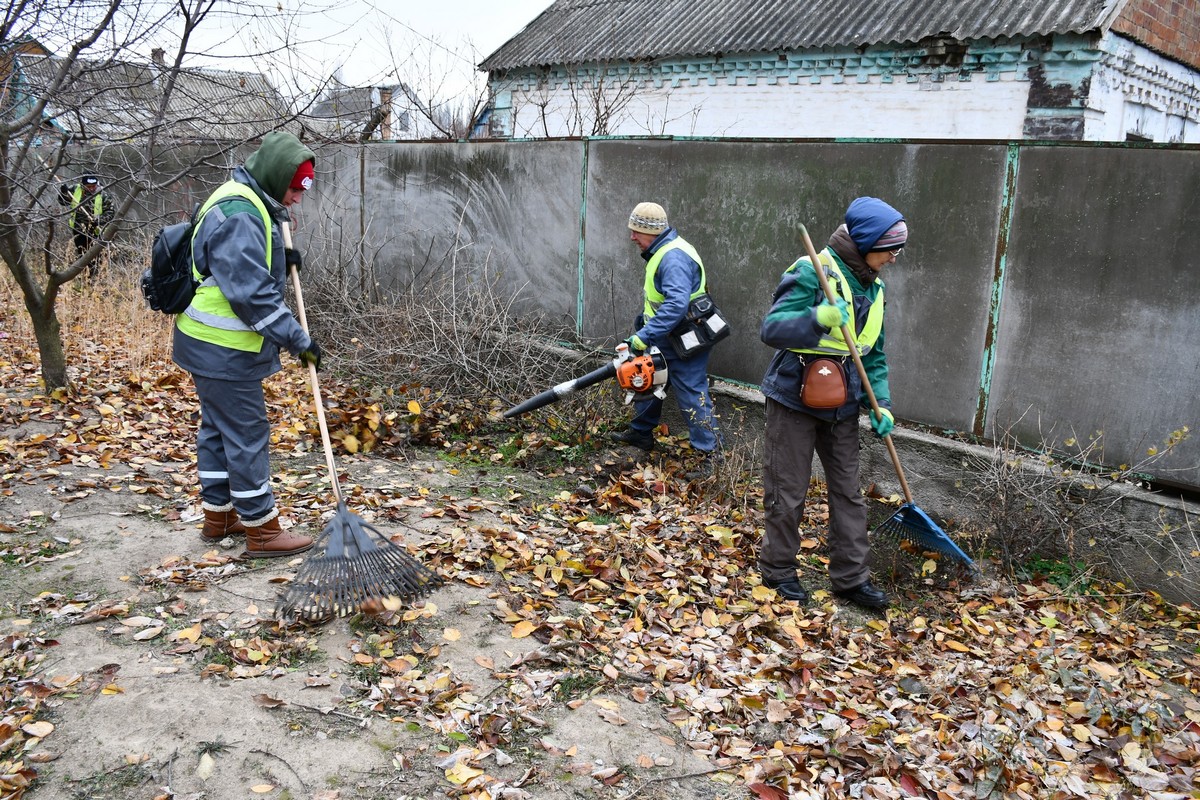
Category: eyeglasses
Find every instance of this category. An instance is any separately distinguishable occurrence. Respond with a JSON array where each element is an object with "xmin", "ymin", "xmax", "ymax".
[{"xmin": 888, "ymin": 247, "xmax": 903, "ymax": 257}]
